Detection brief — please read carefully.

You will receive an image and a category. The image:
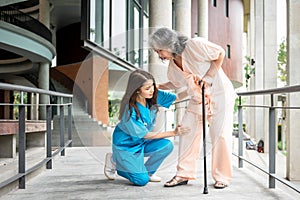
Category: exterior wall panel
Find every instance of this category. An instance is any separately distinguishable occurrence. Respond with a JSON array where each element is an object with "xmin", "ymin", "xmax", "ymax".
[{"xmin": 208, "ymin": 0, "xmax": 243, "ymax": 87}]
